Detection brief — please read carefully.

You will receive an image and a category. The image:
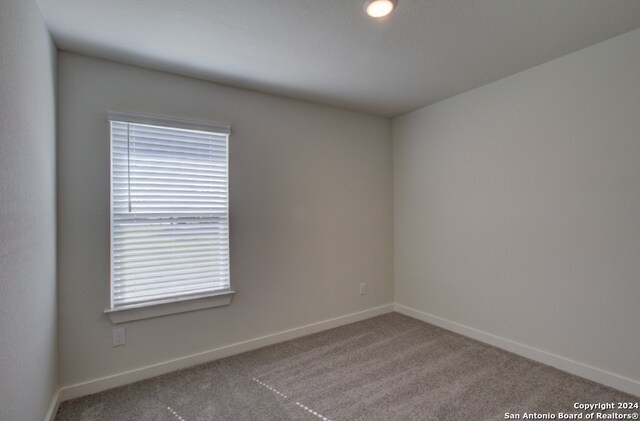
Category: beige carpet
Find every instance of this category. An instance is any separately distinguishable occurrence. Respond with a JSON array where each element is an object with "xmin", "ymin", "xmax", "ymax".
[{"xmin": 55, "ymin": 313, "xmax": 639, "ymax": 420}]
